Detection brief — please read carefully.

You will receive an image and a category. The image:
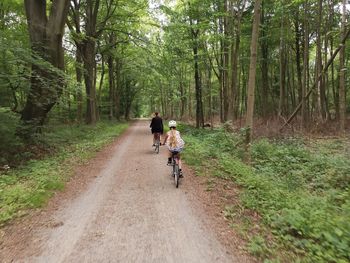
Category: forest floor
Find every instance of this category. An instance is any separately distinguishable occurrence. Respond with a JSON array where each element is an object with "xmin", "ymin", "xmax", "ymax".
[{"xmin": 0, "ymin": 120, "xmax": 255, "ymax": 263}]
